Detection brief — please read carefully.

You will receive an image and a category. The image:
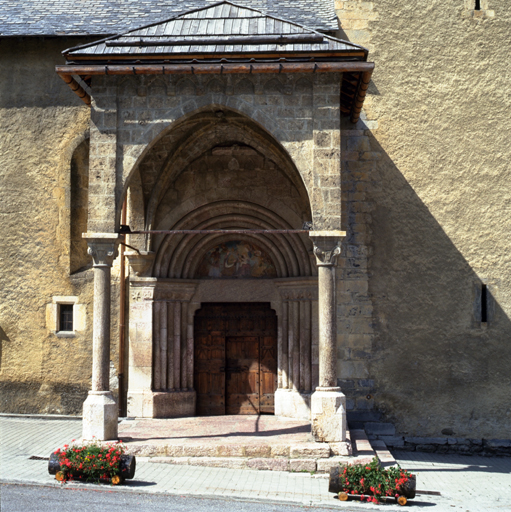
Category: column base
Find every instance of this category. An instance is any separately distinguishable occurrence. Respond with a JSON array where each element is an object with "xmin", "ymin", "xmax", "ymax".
[
  {"xmin": 310, "ymin": 388, "xmax": 347, "ymax": 442},
  {"xmin": 275, "ymin": 389, "xmax": 311, "ymax": 420},
  {"xmin": 127, "ymin": 390, "xmax": 196, "ymax": 418},
  {"xmin": 82, "ymin": 391, "xmax": 118, "ymax": 441}
]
